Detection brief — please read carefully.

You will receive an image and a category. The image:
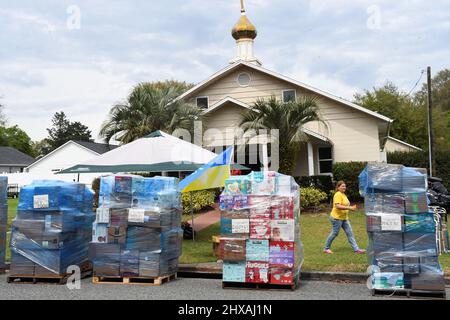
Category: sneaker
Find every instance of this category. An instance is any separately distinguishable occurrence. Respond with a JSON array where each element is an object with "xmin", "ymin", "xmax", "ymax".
[
  {"xmin": 355, "ymin": 249, "xmax": 366, "ymax": 254},
  {"xmin": 323, "ymin": 249, "xmax": 333, "ymax": 254}
]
